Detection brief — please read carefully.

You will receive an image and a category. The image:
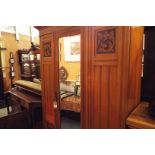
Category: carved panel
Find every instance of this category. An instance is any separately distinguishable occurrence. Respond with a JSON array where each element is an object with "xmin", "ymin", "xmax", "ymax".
[
  {"xmin": 96, "ymin": 28, "xmax": 115, "ymax": 54},
  {"xmin": 43, "ymin": 42, "xmax": 51, "ymax": 57}
]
